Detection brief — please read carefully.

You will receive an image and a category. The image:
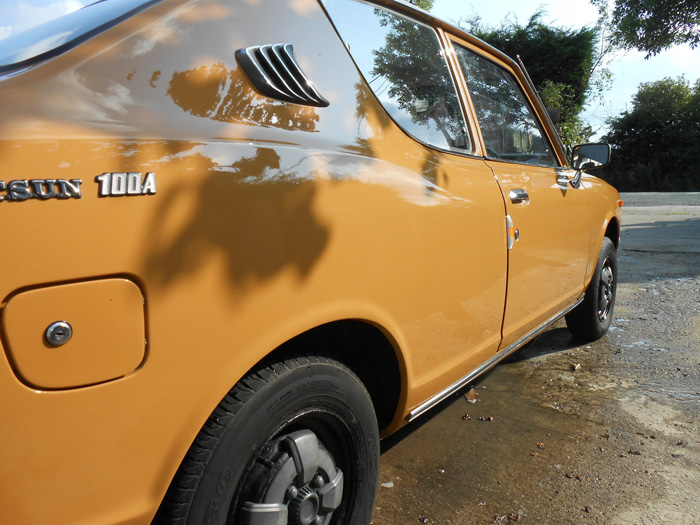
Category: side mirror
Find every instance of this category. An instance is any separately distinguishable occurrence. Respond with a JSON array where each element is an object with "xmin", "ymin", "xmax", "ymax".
[
  {"xmin": 572, "ymin": 143, "xmax": 611, "ymax": 171},
  {"xmin": 545, "ymin": 107, "xmax": 561, "ymax": 125}
]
